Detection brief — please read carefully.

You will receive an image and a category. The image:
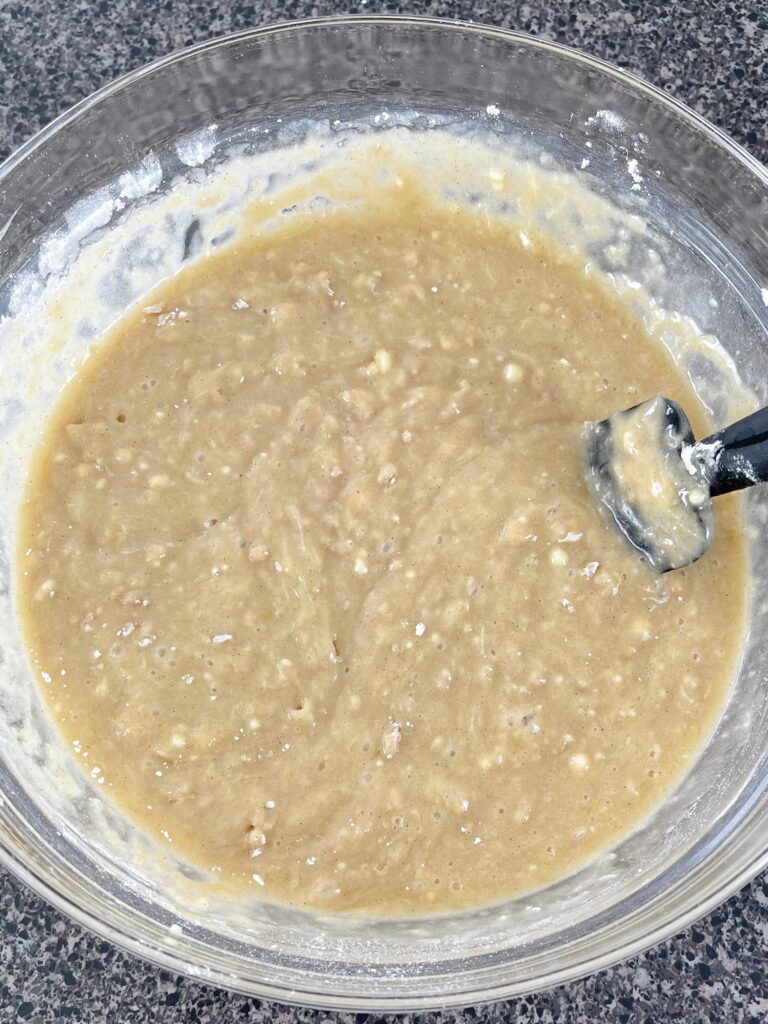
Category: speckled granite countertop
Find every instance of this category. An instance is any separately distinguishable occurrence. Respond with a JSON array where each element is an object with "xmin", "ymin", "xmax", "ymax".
[{"xmin": 0, "ymin": 1, "xmax": 767, "ymax": 1021}]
